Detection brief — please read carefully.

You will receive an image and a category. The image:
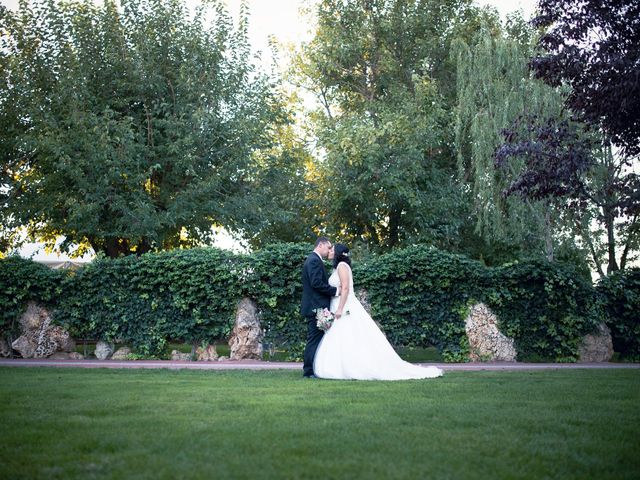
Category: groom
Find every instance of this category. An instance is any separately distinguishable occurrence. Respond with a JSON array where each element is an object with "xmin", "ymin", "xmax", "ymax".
[{"xmin": 301, "ymin": 237, "xmax": 338, "ymax": 378}]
